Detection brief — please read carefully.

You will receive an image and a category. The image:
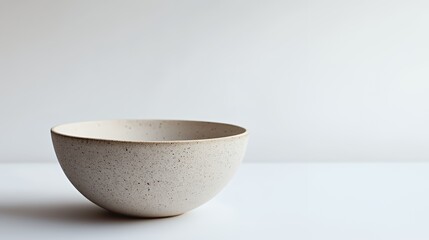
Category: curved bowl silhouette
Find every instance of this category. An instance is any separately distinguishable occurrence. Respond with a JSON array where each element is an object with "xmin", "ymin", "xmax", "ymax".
[{"xmin": 51, "ymin": 120, "xmax": 248, "ymax": 218}]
